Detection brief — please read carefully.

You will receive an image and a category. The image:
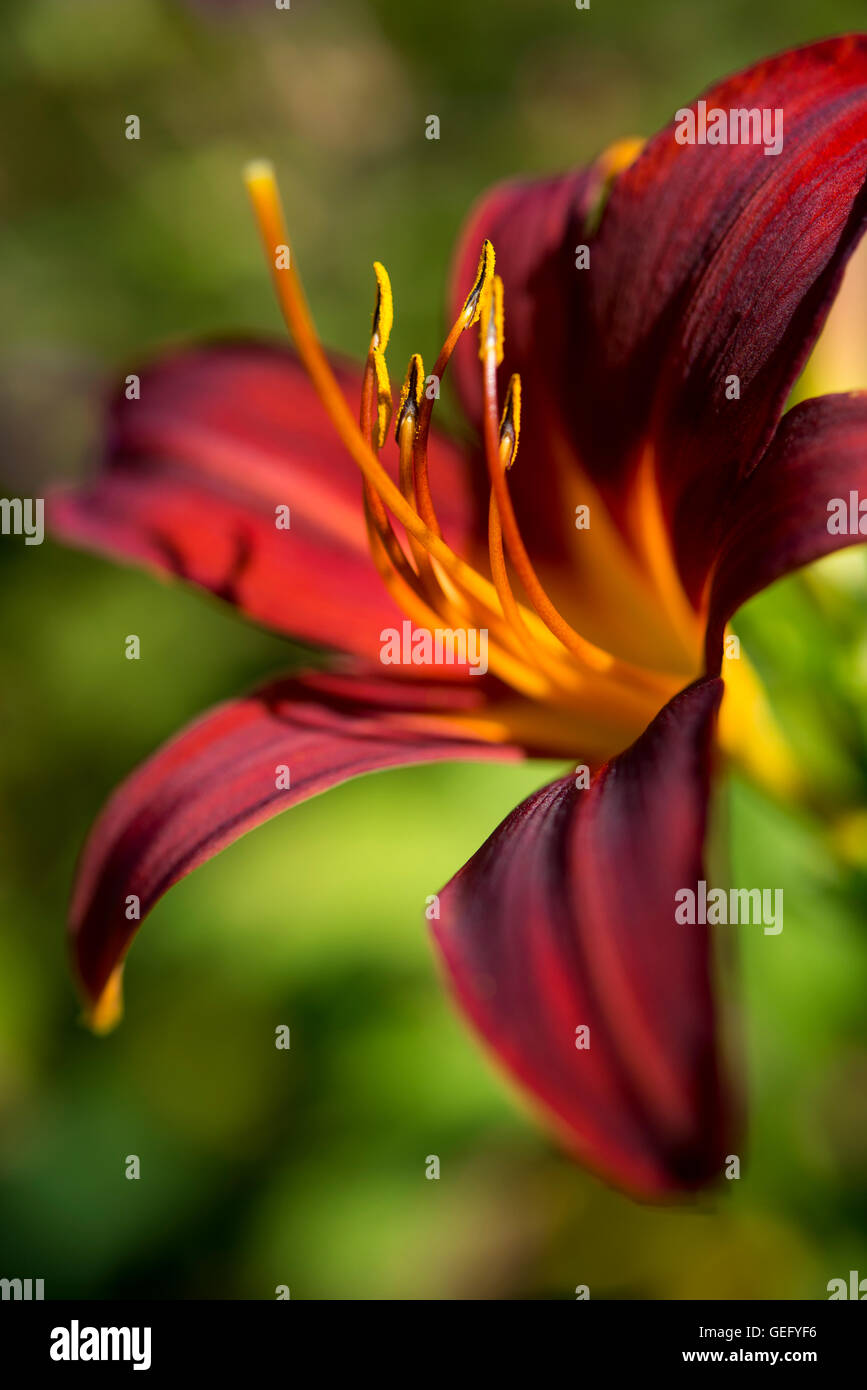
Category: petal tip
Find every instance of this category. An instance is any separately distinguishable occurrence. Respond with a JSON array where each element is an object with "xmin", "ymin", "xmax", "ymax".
[{"xmin": 82, "ymin": 965, "xmax": 124, "ymax": 1036}]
